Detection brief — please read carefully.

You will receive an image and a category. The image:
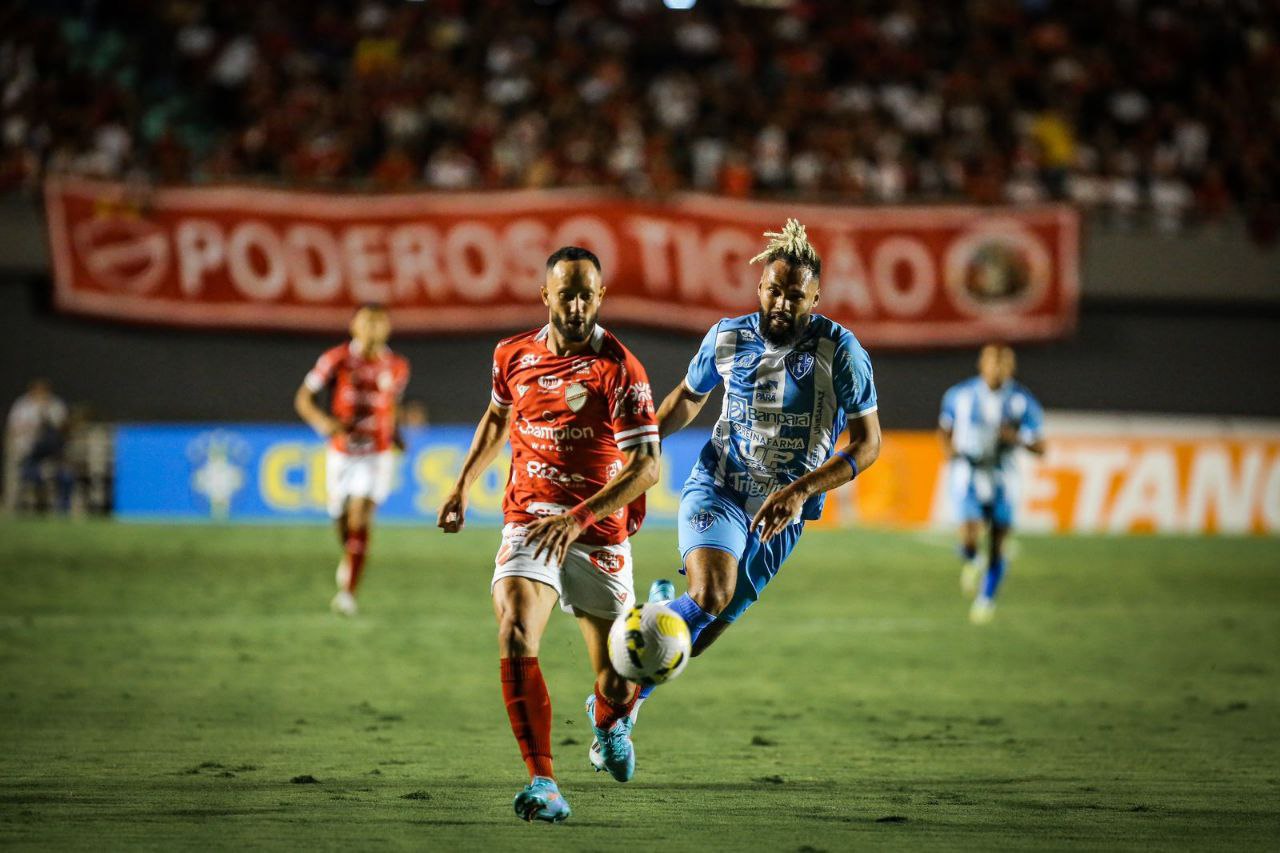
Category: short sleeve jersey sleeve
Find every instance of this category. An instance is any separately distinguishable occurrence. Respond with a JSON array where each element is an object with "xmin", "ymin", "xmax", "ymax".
[
  {"xmin": 609, "ymin": 348, "xmax": 660, "ymax": 451},
  {"xmin": 684, "ymin": 322, "xmax": 723, "ymax": 395},
  {"xmin": 939, "ymin": 385, "xmax": 959, "ymax": 430},
  {"xmin": 490, "ymin": 343, "xmax": 512, "ymax": 409},
  {"xmin": 1009, "ymin": 389, "xmax": 1045, "ymax": 444},
  {"xmin": 304, "ymin": 345, "xmax": 344, "ymax": 393},
  {"xmin": 833, "ymin": 332, "xmax": 878, "ymax": 418}
]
